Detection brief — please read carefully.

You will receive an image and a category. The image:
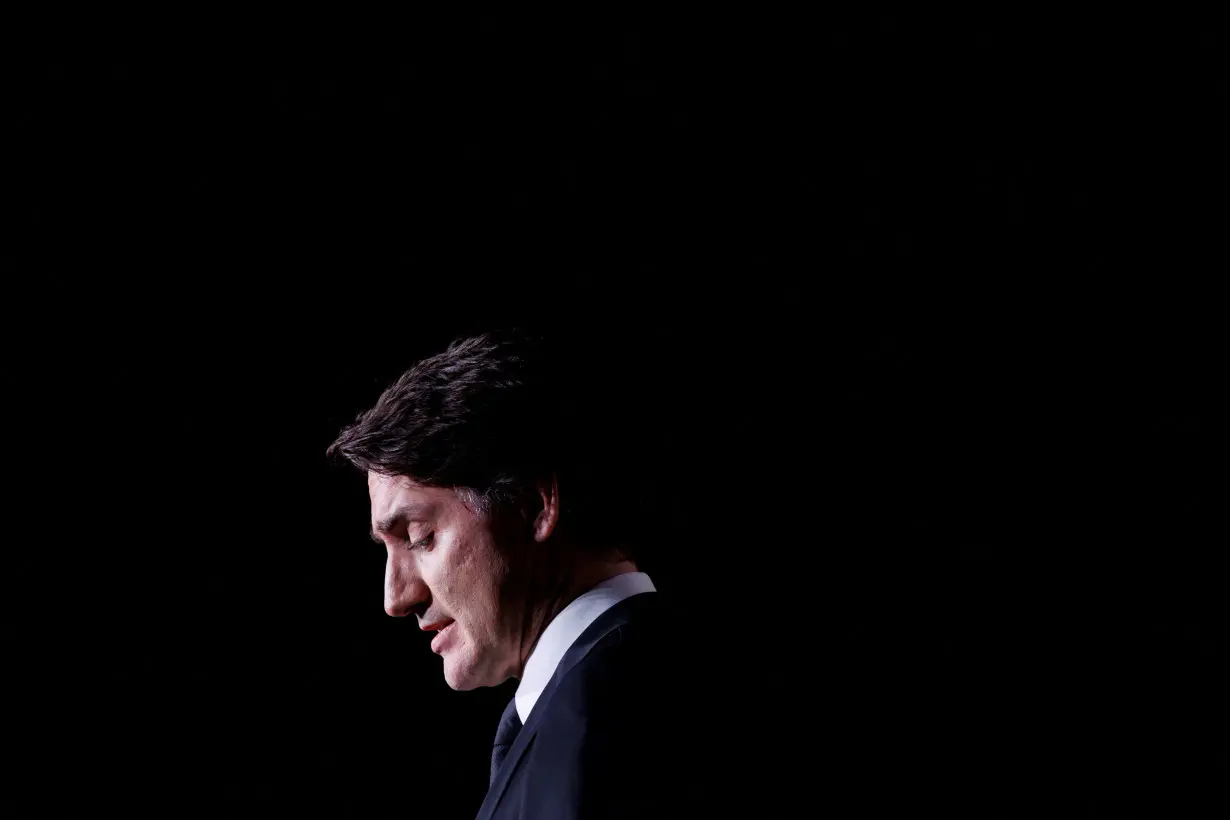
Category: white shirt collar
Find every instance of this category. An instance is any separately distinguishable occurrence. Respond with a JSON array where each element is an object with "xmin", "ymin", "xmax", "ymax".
[{"xmin": 514, "ymin": 571, "xmax": 656, "ymax": 723}]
